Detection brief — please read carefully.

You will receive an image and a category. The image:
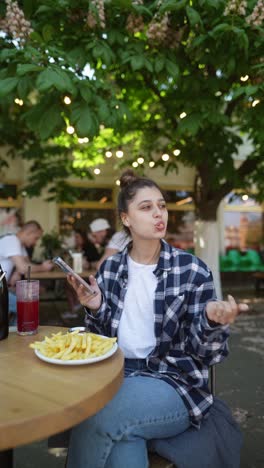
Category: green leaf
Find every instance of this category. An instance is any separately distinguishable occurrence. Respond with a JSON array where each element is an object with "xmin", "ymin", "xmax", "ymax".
[
  {"xmin": 17, "ymin": 64, "xmax": 43, "ymax": 76},
  {"xmin": 42, "ymin": 24, "xmax": 55, "ymax": 42},
  {"xmin": 71, "ymin": 103, "xmax": 99, "ymax": 137},
  {"xmin": 186, "ymin": 6, "xmax": 202, "ymax": 26},
  {"xmin": 231, "ymin": 87, "xmax": 245, "ymax": 99},
  {"xmin": 67, "ymin": 47, "xmax": 88, "ymax": 69},
  {"xmin": 0, "ymin": 49, "xmax": 18, "ymax": 62},
  {"xmin": 210, "ymin": 23, "xmax": 231, "ymax": 36},
  {"xmin": 92, "ymin": 43, "xmax": 104, "ymax": 59},
  {"xmin": 38, "ymin": 107, "xmax": 64, "ymax": 140},
  {"xmin": 159, "ymin": 0, "xmax": 187, "ymax": 14},
  {"xmin": 23, "ymin": 0, "xmax": 35, "ymax": 16},
  {"xmin": 226, "ymin": 57, "xmax": 236, "ymax": 75},
  {"xmin": 97, "ymin": 100, "xmax": 110, "ymax": 122},
  {"xmin": 155, "ymin": 56, "xmax": 165, "ymax": 73},
  {"xmin": 36, "ymin": 67, "xmax": 75, "ymax": 94},
  {"xmin": 17, "ymin": 77, "xmax": 31, "ymax": 100},
  {"xmin": 144, "ymin": 59, "xmax": 153, "ymax": 73},
  {"xmin": 35, "ymin": 5, "xmax": 53, "ymax": 14},
  {"xmin": 178, "ymin": 113, "xmax": 200, "ymax": 135},
  {"xmin": 0, "ymin": 77, "xmax": 18, "ymax": 97},
  {"xmin": 132, "ymin": 5, "xmax": 152, "ymax": 17},
  {"xmin": 165, "ymin": 60, "xmax": 180, "ymax": 79},
  {"xmin": 238, "ymin": 31, "xmax": 249, "ymax": 57},
  {"xmin": 130, "ymin": 55, "xmax": 145, "ymax": 71},
  {"xmin": 79, "ymin": 82, "xmax": 93, "ymax": 103},
  {"xmin": 30, "ymin": 31, "xmax": 44, "ymax": 43},
  {"xmin": 244, "ymin": 85, "xmax": 259, "ymax": 96}
]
